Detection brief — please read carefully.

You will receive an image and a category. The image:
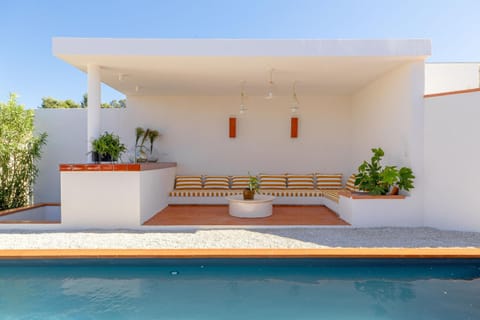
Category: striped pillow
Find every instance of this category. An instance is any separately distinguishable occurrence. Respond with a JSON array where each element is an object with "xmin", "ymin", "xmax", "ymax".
[
  {"xmin": 260, "ymin": 174, "xmax": 287, "ymax": 189},
  {"xmin": 287, "ymin": 174, "xmax": 314, "ymax": 189},
  {"xmin": 175, "ymin": 176, "xmax": 203, "ymax": 189},
  {"xmin": 204, "ymin": 176, "xmax": 230, "ymax": 189},
  {"xmin": 316, "ymin": 174, "xmax": 343, "ymax": 189},
  {"xmin": 345, "ymin": 174, "xmax": 360, "ymax": 192},
  {"xmin": 231, "ymin": 176, "xmax": 250, "ymax": 189}
]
